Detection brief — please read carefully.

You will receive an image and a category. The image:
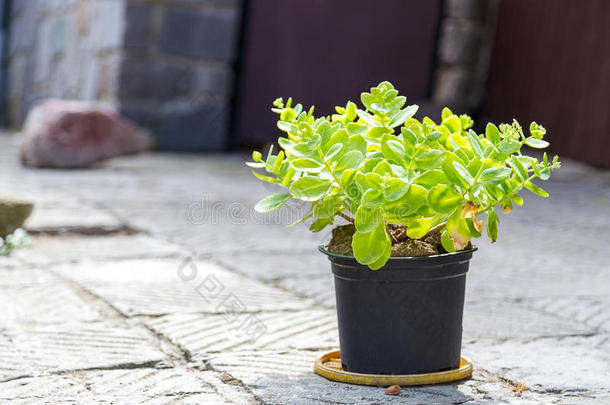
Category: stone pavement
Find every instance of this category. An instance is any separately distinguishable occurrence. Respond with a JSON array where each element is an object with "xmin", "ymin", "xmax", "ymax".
[{"xmin": 0, "ymin": 134, "xmax": 609, "ymax": 404}]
